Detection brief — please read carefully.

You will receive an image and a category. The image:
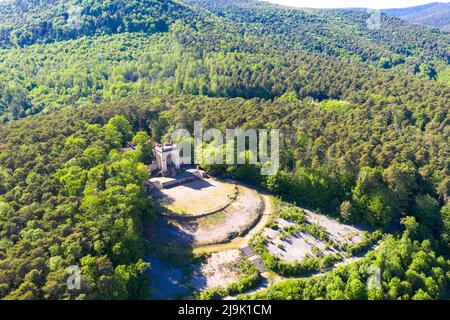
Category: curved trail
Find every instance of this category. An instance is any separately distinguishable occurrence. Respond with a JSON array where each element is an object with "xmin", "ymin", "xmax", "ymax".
[
  {"xmin": 185, "ymin": 186, "xmax": 382, "ymax": 299},
  {"xmin": 193, "ymin": 192, "xmax": 272, "ymax": 255}
]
